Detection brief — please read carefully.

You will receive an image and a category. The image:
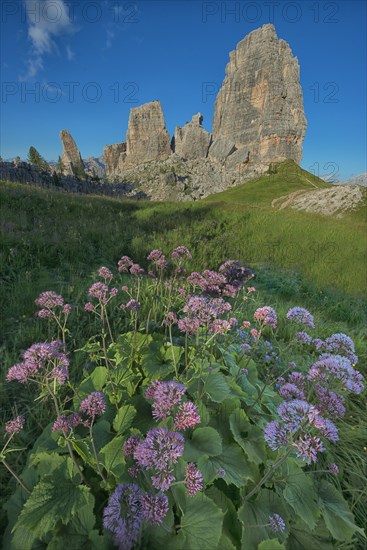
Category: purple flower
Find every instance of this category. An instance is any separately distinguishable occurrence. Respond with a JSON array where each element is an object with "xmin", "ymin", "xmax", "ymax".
[
  {"xmin": 63, "ymin": 304, "xmax": 72, "ymax": 315},
  {"xmin": 163, "ymin": 311, "xmax": 178, "ymax": 325},
  {"xmin": 103, "ymin": 483, "xmax": 143, "ymax": 550},
  {"xmin": 328, "ymin": 463, "xmax": 339, "ymax": 475},
  {"xmin": 314, "ymin": 384, "xmax": 346, "ymax": 419},
  {"xmin": 146, "ymin": 380, "xmax": 186, "ymax": 420},
  {"xmin": 254, "ymin": 307, "xmax": 277, "ymax": 329},
  {"xmin": 279, "ymin": 383, "xmax": 305, "ymax": 401},
  {"xmin": 217, "ymin": 468, "xmax": 226, "ymax": 477},
  {"xmin": 98, "ymin": 266, "xmax": 113, "ymax": 280},
  {"xmin": 277, "ymin": 400, "xmax": 314, "ymax": 432},
  {"xmin": 185, "ymin": 463, "xmax": 204, "ymax": 496},
  {"xmin": 121, "ymin": 299, "xmax": 141, "ymax": 312},
  {"xmin": 50, "ymin": 365, "xmax": 69, "ymax": 384},
  {"xmin": 286, "ymin": 307, "xmax": 315, "ymax": 328},
  {"xmin": 324, "ymin": 333, "xmax": 357, "ymax": 364},
  {"xmin": 117, "ymin": 255, "xmax": 134, "ymax": 273},
  {"xmin": 312, "ymin": 416, "xmax": 339, "ymax": 442},
  {"xmin": 296, "ymin": 331, "xmax": 313, "ymax": 344},
  {"xmin": 80, "ymin": 391, "xmax": 106, "ymax": 418},
  {"xmin": 6, "ymin": 341, "xmax": 68, "ymax": 384},
  {"xmin": 178, "ymin": 317, "xmax": 201, "ymax": 334},
  {"xmin": 35, "ymin": 291, "xmax": 64, "ymax": 309},
  {"xmin": 171, "ymin": 246, "xmax": 192, "ymax": 261},
  {"xmin": 133, "ymin": 428, "xmax": 184, "ymax": 490},
  {"xmin": 294, "ymin": 435, "xmax": 325, "ymax": 463},
  {"xmin": 52, "ymin": 415, "xmax": 71, "ymax": 434},
  {"xmin": 209, "ymin": 319, "xmax": 231, "ymax": 334},
  {"xmin": 84, "ymin": 302, "xmax": 94, "ymax": 312},
  {"xmin": 5, "ymin": 415, "xmax": 25, "ymax": 435},
  {"xmin": 124, "ymin": 435, "xmax": 141, "ymax": 457},
  {"xmin": 308, "ymin": 355, "xmax": 364, "ymax": 395},
  {"xmin": 269, "ymin": 514, "xmax": 286, "ymax": 533},
  {"xmin": 140, "ymin": 493, "xmax": 169, "ymax": 524},
  {"xmin": 219, "ymin": 260, "xmax": 253, "ymax": 286},
  {"xmin": 36, "ymin": 309, "xmax": 52, "ymax": 318},
  {"xmin": 174, "ymin": 402, "xmax": 201, "ymax": 431},
  {"xmin": 130, "ymin": 263, "xmax": 145, "ymax": 276},
  {"xmin": 264, "ymin": 421, "xmax": 288, "ymax": 451},
  {"xmin": 6, "ymin": 363, "xmax": 29, "ymax": 383},
  {"xmin": 88, "ymin": 282, "xmax": 108, "ymax": 299}
]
